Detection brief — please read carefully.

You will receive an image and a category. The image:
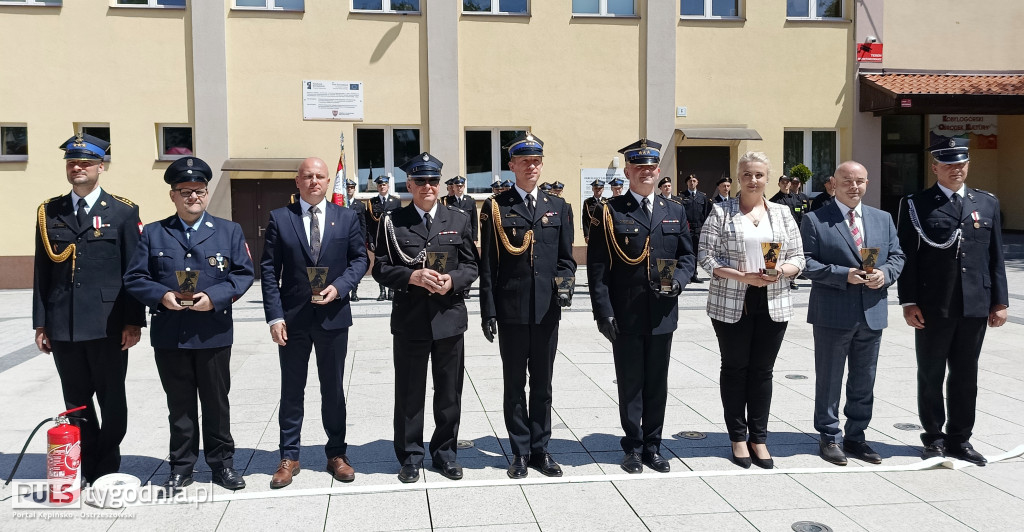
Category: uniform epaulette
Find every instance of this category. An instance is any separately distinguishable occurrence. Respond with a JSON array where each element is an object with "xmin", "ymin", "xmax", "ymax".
[
  {"xmin": 42, "ymin": 195, "xmax": 63, "ymax": 207},
  {"xmin": 445, "ymin": 204, "xmax": 468, "ymax": 216},
  {"xmin": 111, "ymin": 194, "xmax": 136, "ymax": 207},
  {"xmin": 665, "ymin": 196, "xmax": 683, "ymax": 205},
  {"xmin": 975, "ymin": 189, "xmax": 996, "ymax": 197}
]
